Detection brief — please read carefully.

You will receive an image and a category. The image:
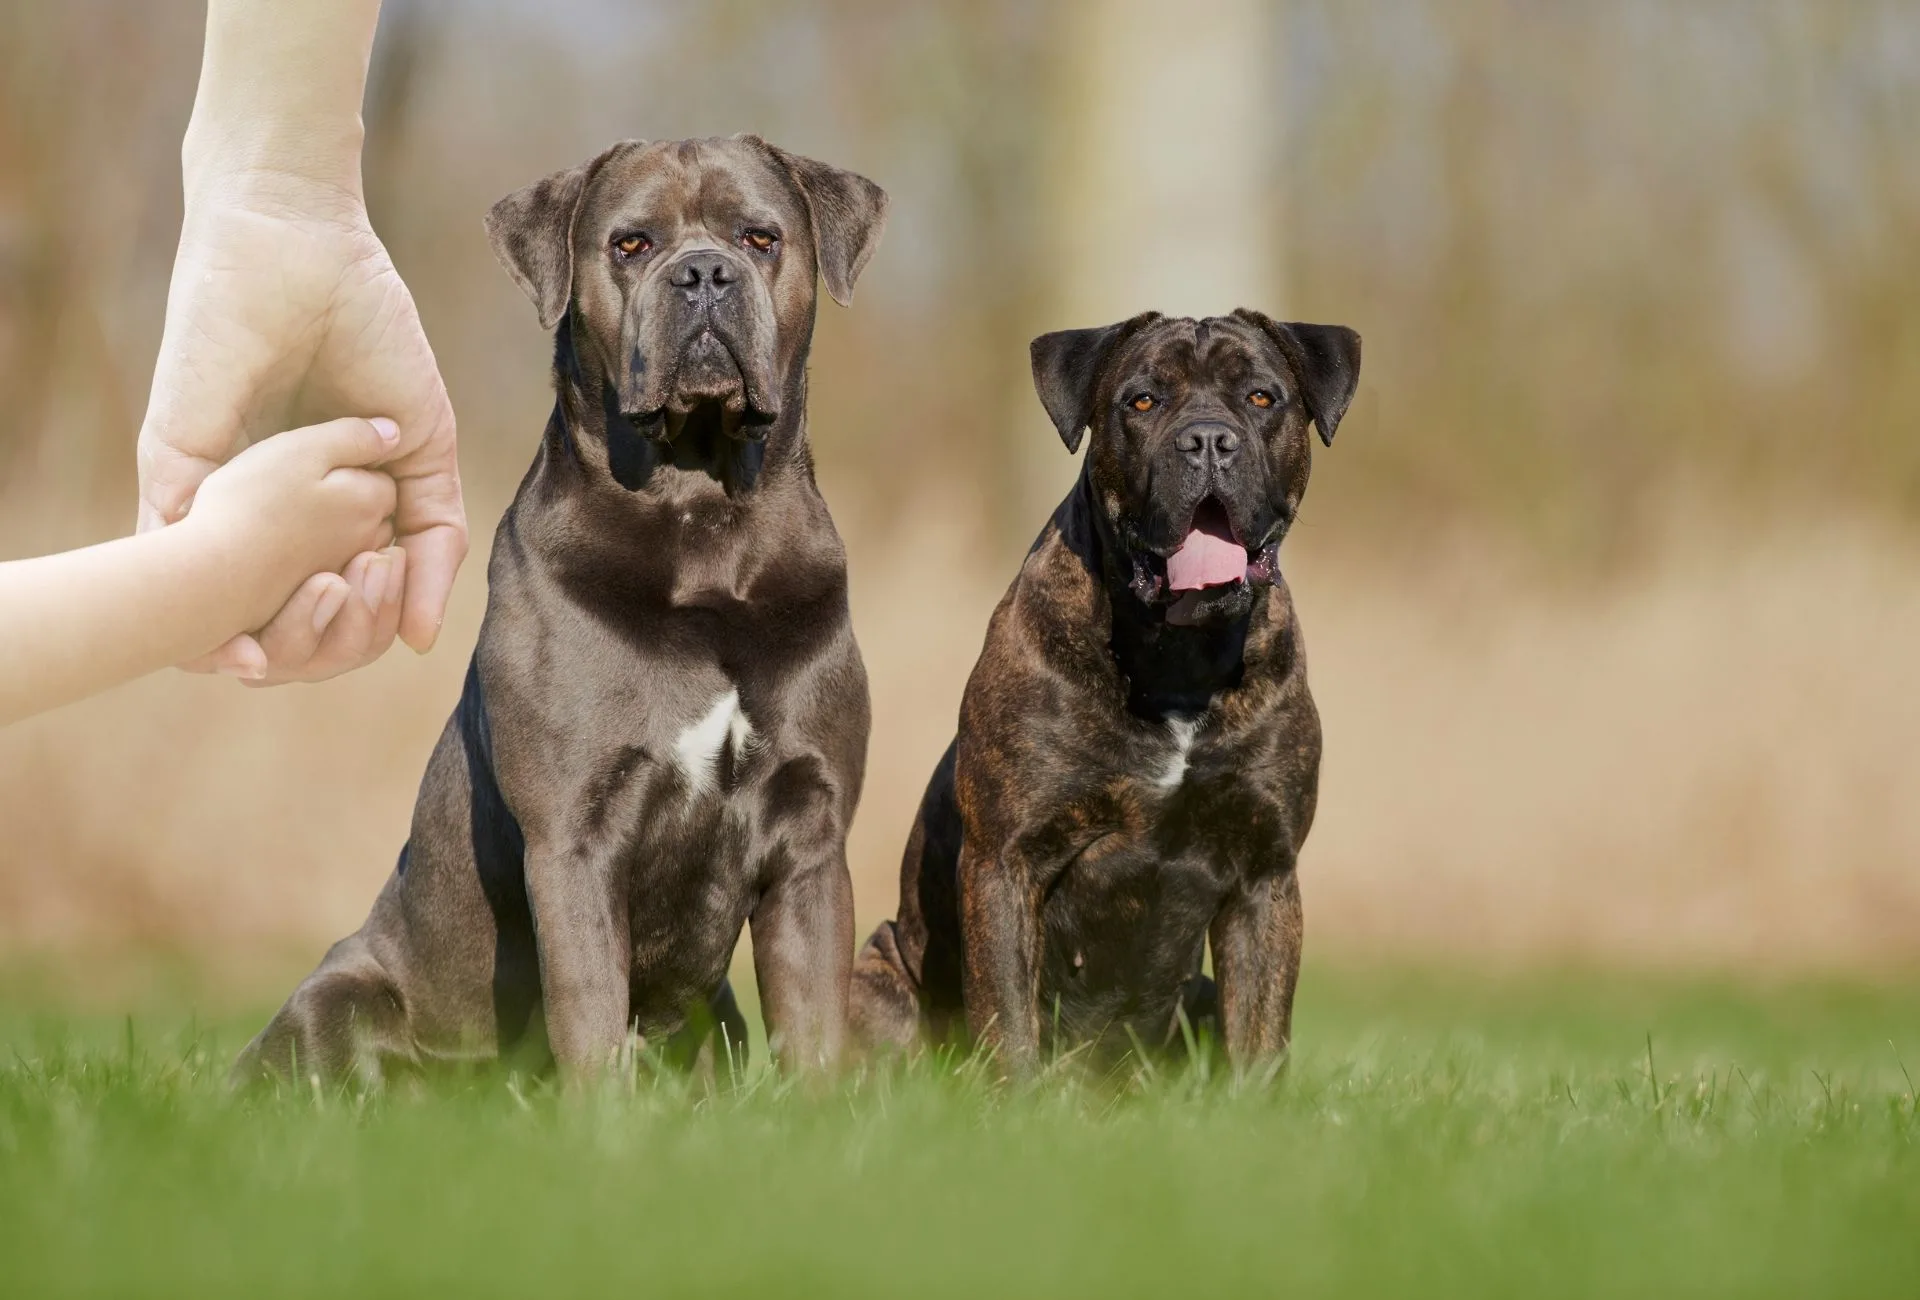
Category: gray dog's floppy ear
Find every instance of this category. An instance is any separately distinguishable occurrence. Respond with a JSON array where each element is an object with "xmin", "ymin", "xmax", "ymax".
[
  {"xmin": 758, "ymin": 139, "xmax": 889, "ymax": 308},
  {"xmin": 1029, "ymin": 313, "xmax": 1163, "ymax": 454},
  {"xmin": 485, "ymin": 141, "xmax": 642, "ymax": 330},
  {"xmin": 1234, "ymin": 310, "xmax": 1362, "ymax": 446}
]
